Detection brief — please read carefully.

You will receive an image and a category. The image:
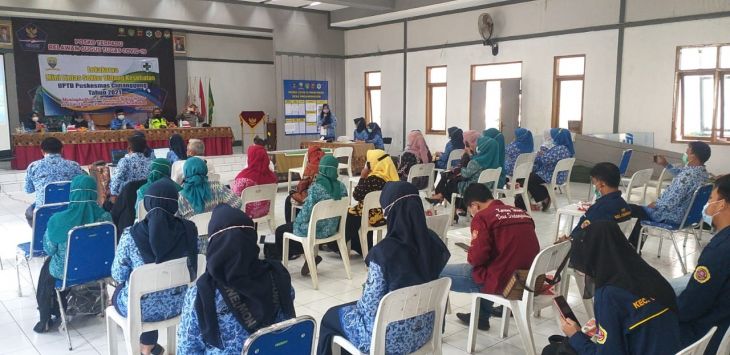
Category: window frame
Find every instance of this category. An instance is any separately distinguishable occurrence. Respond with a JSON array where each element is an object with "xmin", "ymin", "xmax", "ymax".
[
  {"xmin": 551, "ymin": 54, "xmax": 586, "ymax": 134},
  {"xmin": 426, "ymin": 66, "xmax": 448, "ymax": 134},
  {"xmin": 468, "ymin": 61, "xmax": 523, "ymax": 131},
  {"xmin": 672, "ymin": 44, "xmax": 730, "ymax": 144},
  {"xmin": 364, "ymin": 71, "xmax": 382, "ymax": 124}
]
